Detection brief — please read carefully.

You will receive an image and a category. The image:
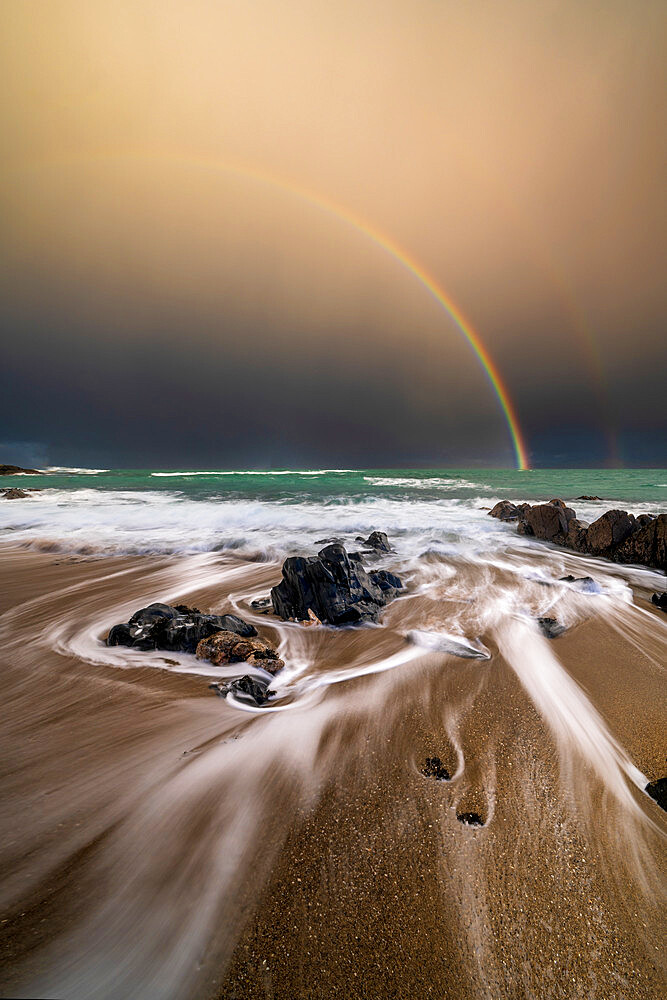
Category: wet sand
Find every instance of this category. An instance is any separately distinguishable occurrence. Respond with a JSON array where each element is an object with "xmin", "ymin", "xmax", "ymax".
[{"xmin": 0, "ymin": 543, "xmax": 665, "ymax": 999}]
